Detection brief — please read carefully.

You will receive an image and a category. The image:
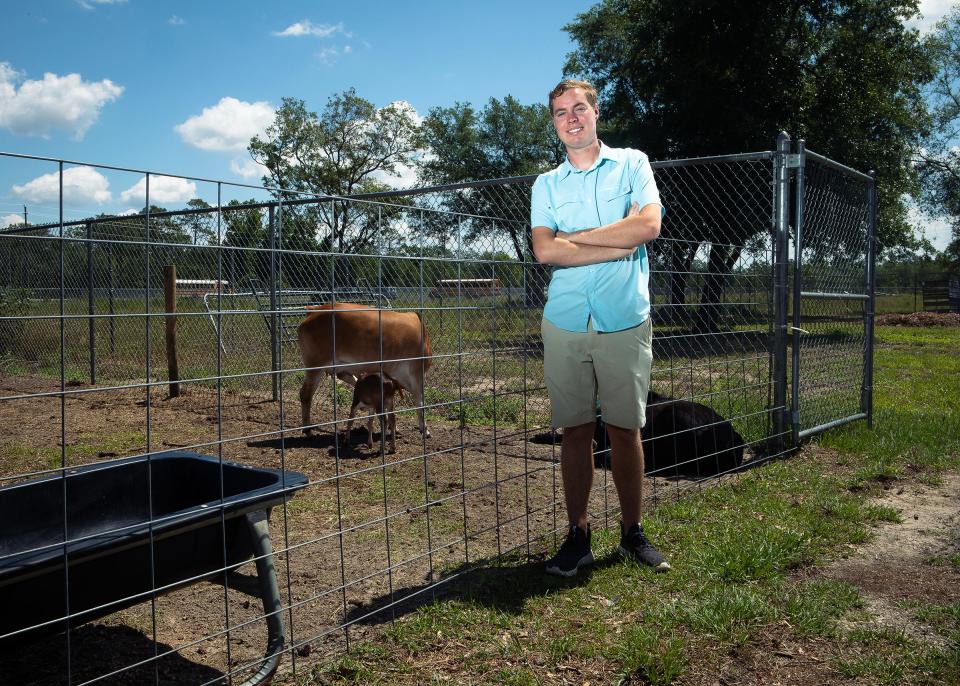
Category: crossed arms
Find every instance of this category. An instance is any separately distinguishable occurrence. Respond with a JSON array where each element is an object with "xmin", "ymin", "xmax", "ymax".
[{"xmin": 530, "ymin": 202, "xmax": 662, "ymax": 267}]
